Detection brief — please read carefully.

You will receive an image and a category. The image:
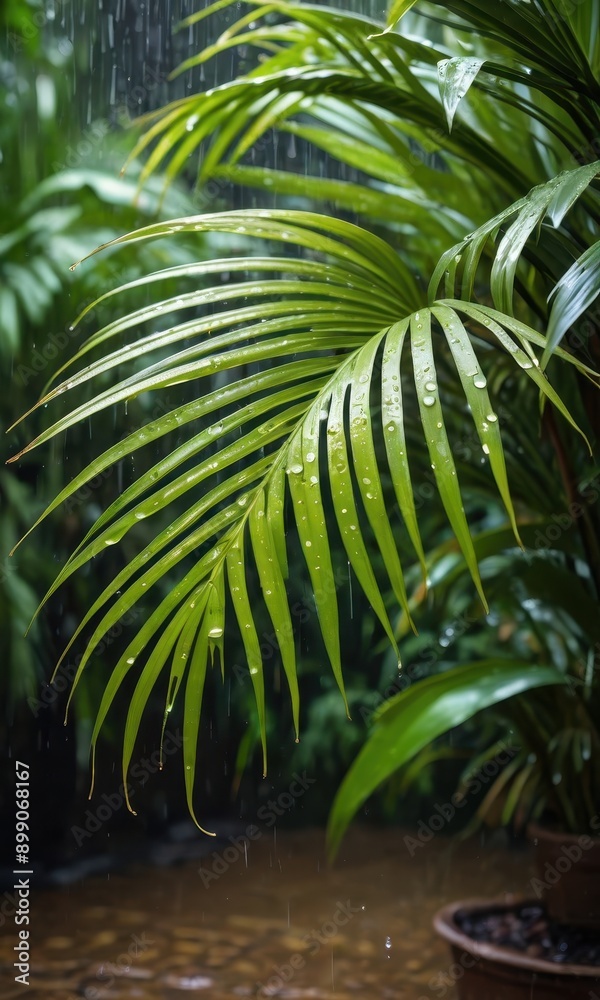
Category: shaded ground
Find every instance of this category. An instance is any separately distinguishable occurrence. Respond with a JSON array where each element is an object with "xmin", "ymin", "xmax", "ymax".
[{"xmin": 0, "ymin": 826, "xmax": 536, "ymax": 999}]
